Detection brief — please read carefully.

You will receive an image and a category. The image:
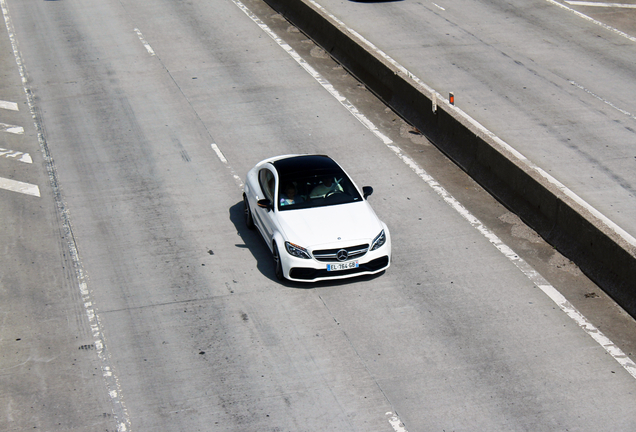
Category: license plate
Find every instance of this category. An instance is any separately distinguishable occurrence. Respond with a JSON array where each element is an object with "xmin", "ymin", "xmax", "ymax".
[{"xmin": 327, "ymin": 261, "xmax": 359, "ymax": 271}]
